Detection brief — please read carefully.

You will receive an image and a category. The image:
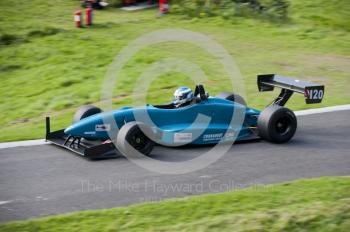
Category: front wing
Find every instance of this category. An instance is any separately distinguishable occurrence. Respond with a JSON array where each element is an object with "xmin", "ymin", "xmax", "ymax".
[{"xmin": 45, "ymin": 117, "xmax": 120, "ymax": 159}]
